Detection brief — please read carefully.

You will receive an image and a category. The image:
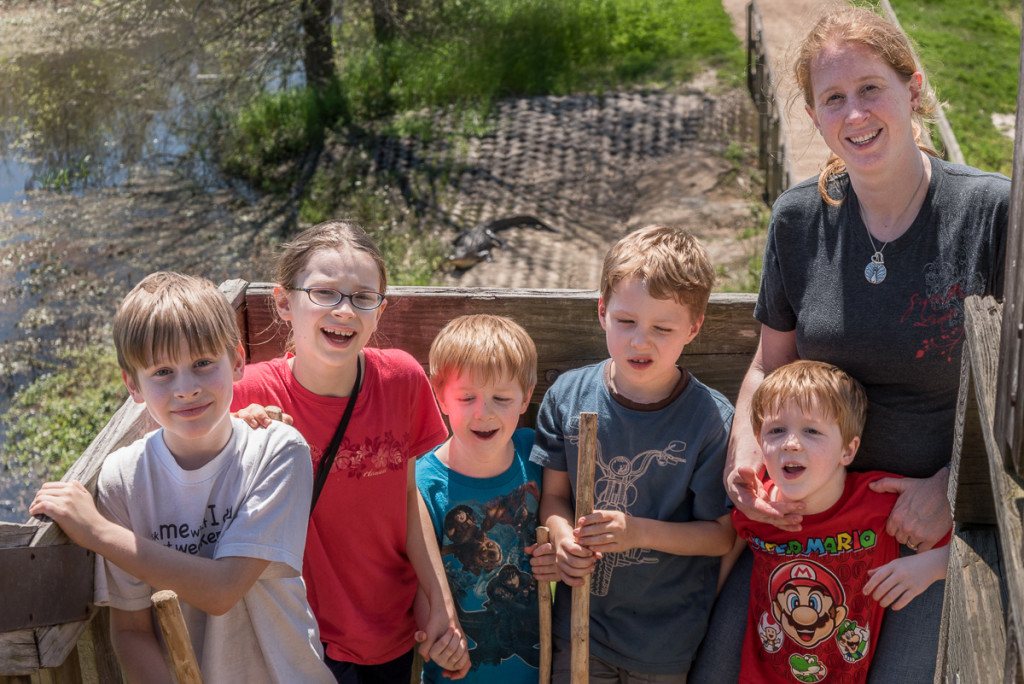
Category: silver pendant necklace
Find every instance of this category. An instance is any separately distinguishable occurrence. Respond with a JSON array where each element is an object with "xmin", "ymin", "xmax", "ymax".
[{"xmin": 858, "ymin": 163, "xmax": 926, "ymax": 285}]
